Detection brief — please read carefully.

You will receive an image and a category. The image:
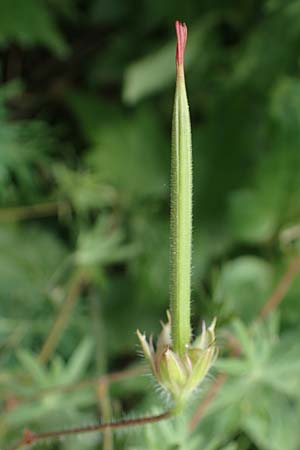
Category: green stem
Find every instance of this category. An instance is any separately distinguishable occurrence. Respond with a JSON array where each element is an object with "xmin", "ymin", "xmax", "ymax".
[{"xmin": 170, "ymin": 22, "xmax": 192, "ymax": 355}]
